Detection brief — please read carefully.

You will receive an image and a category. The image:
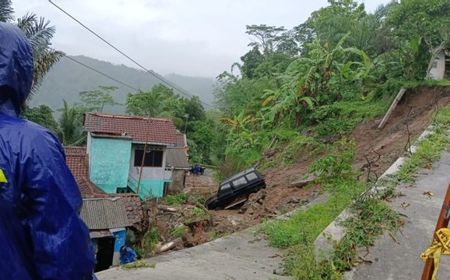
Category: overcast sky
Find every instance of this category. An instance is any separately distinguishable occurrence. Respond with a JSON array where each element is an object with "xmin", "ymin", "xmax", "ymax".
[{"xmin": 12, "ymin": 0, "xmax": 392, "ymax": 78}]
